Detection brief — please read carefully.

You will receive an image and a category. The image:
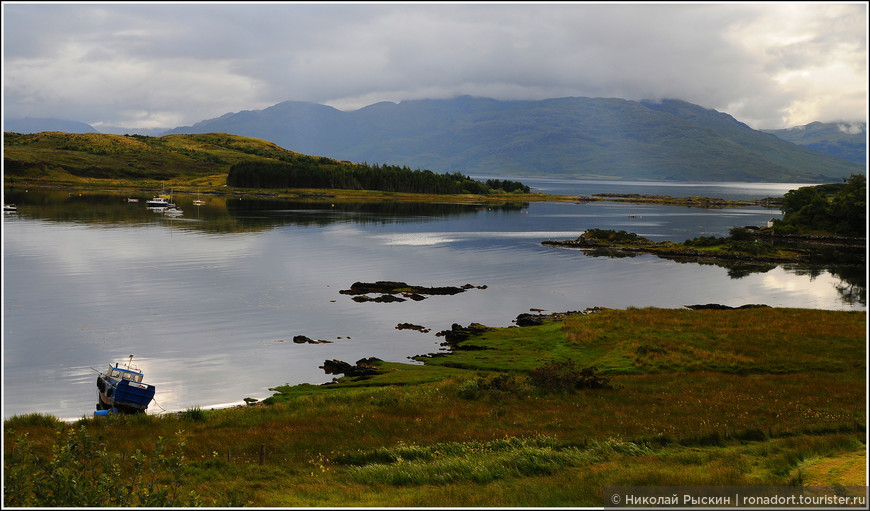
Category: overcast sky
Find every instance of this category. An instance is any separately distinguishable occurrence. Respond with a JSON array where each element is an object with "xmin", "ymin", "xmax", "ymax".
[{"xmin": 2, "ymin": 1, "xmax": 867, "ymax": 131}]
